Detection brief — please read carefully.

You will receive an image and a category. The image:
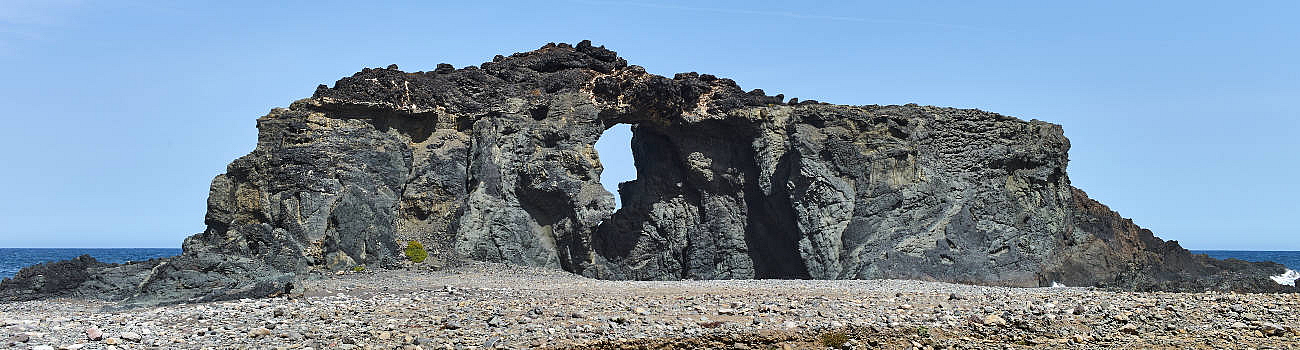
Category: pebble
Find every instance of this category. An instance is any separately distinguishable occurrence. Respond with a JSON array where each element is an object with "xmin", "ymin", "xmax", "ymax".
[
  {"xmin": 983, "ymin": 314, "xmax": 1007, "ymax": 326},
  {"xmin": 84, "ymin": 327, "xmax": 102, "ymax": 341},
  {"xmin": 248, "ymin": 327, "xmax": 271, "ymax": 338},
  {"xmin": 0, "ymin": 262, "xmax": 1293, "ymax": 349},
  {"xmin": 1259, "ymin": 322, "xmax": 1285, "ymax": 336},
  {"xmin": 120, "ymin": 331, "xmax": 141, "ymax": 342},
  {"xmin": 4, "ymin": 333, "xmax": 29, "ymax": 344}
]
